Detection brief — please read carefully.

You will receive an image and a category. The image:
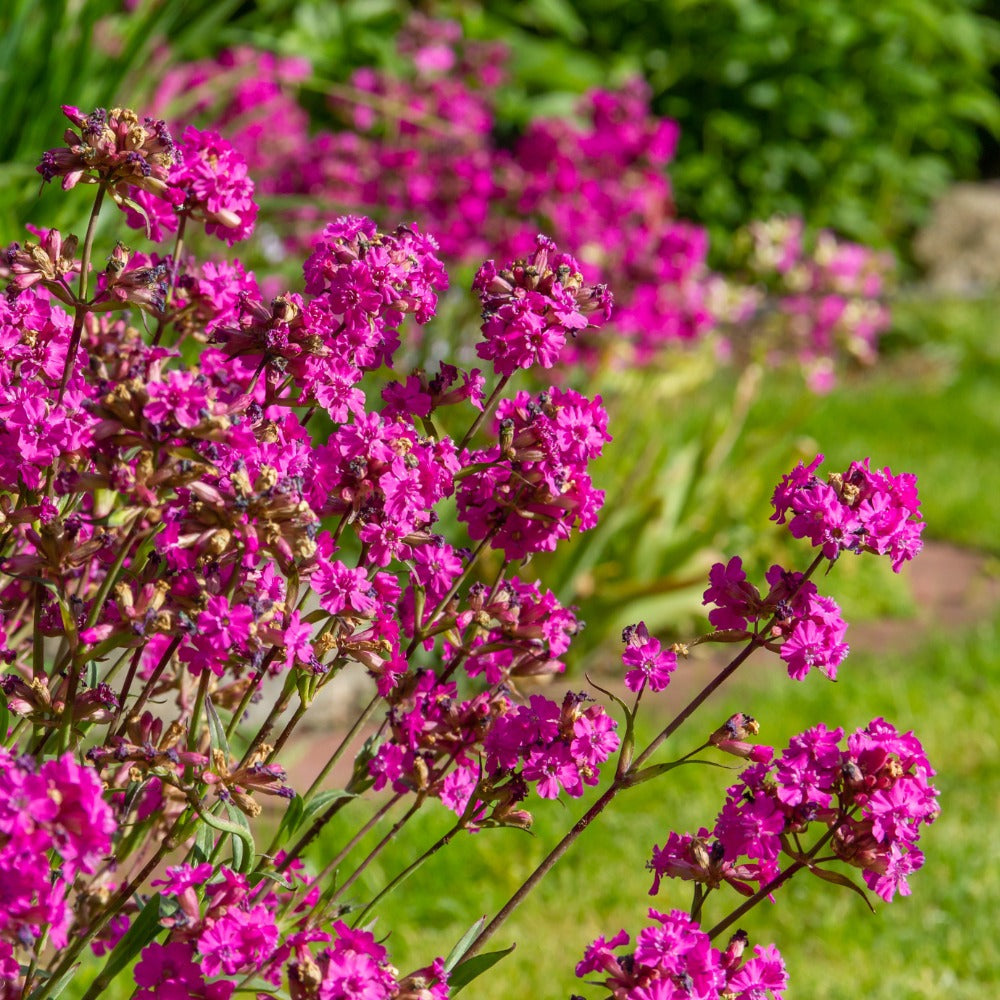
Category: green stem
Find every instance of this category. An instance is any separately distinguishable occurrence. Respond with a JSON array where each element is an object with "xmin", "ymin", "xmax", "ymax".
[
  {"xmin": 405, "ymin": 531, "xmax": 496, "ymax": 656},
  {"xmin": 151, "ymin": 212, "xmax": 188, "ymax": 348},
  {"xmin": 187, "ymin": 670, "xmax": 212, "ymax": 756},
  {"xmin": 309, "ymin": 792, "xmax": 403, "ymax": 897},
  {"xmin": 274, "ymin": 787, "xmax": 362, "ymax": 877},
  {"xmin": 706, "ymin": 826, "xmax": 837, "ymax": 940},
  {"xmin": 458, "ymin": 373, "xmax": 510, "ymax": 451},
  {"xmin": 327, "ymin": 797, "xmax": 425, "ymax": 913},
  {"xmin": 460, "ymin": 553, "xmax": 828, "ymax": 962},
  {"xmin": 113, "ymin": 635, "xmax": 181, "ymax": 738},
  {"xmin": 462, "ymin": 781, "xmax": 621, "ymax": 962},
  {"xmin": 57, "ymin": 183, "xmax": 105, "ymax": 400},
  {"xmin": 301, "ymin": 694, "xmax": 380, "ymax": 803},
  {"xmin": 84, "ymin": 512, "xmax": 145, "ymax": 631},
  {"xmin": 350, "ymin": 812, "xmax": 467, "ymax": 928},
  {"xmin": 225, "ymin": 650, "xmax": 277, "ymax": 741}
]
